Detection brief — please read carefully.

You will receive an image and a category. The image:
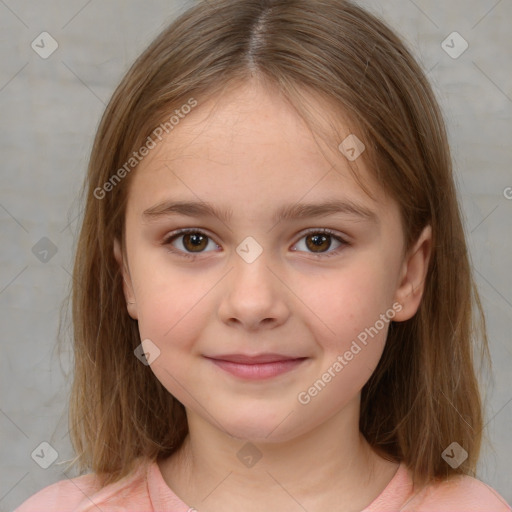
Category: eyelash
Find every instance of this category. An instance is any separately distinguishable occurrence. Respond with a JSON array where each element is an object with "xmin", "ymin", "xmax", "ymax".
[{"xmin": 162, "ymin": 228, "xmax": 349, "ymax": 260}]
